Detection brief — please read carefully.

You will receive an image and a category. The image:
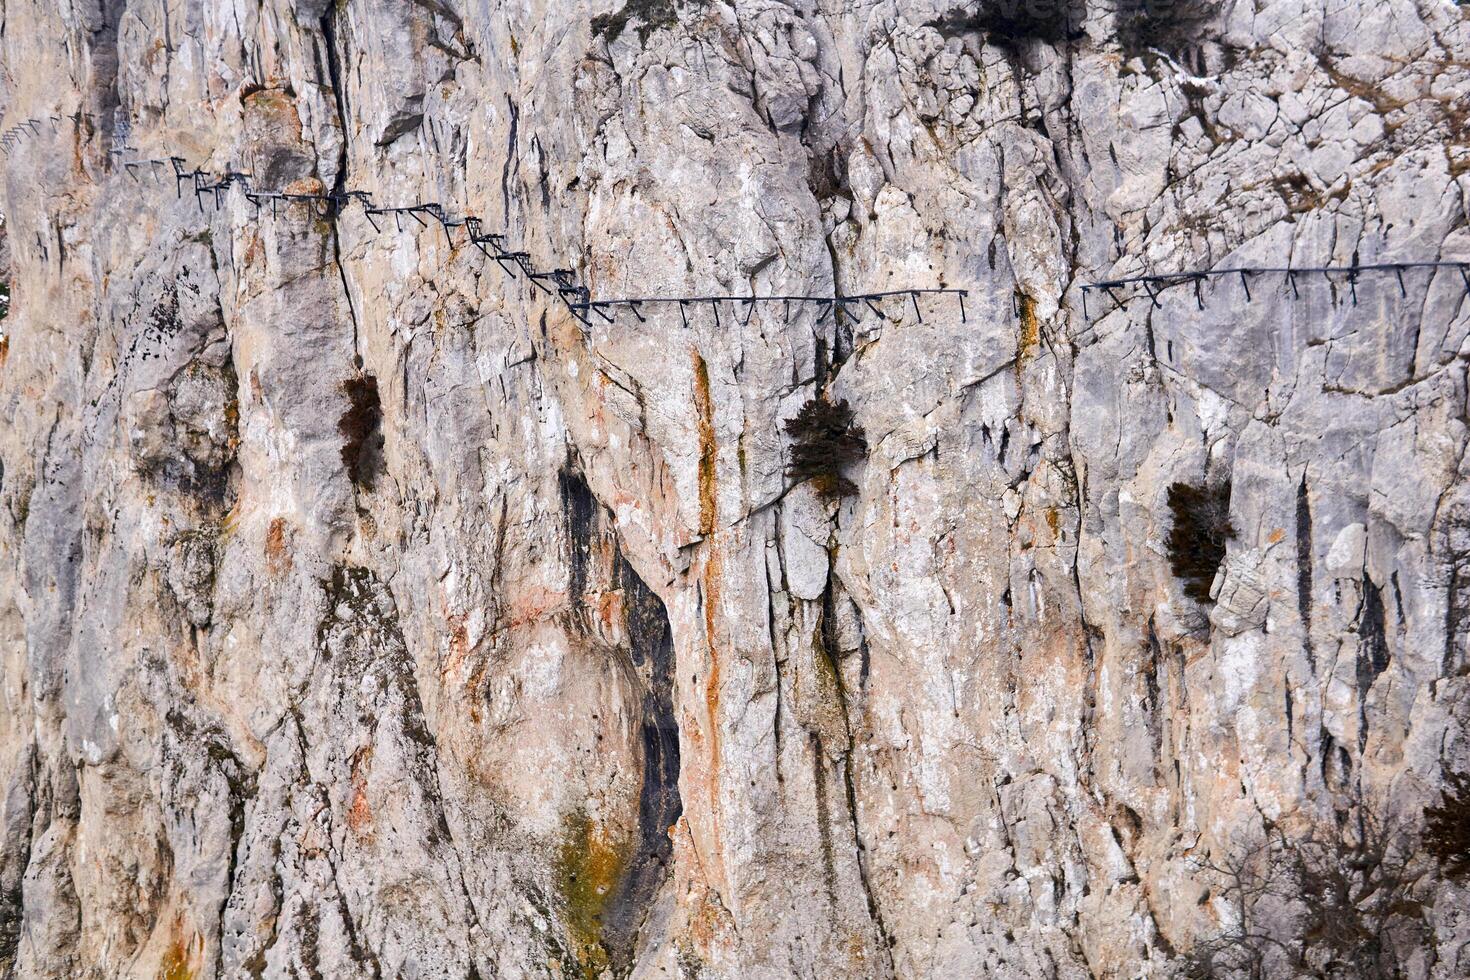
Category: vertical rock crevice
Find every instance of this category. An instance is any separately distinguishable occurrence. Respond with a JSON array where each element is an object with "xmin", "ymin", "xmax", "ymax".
[
  {"xmin": 316, "ymin": 6, "xmax": 362, "ymax": 355},
  {"xmin": 1354, "ymin": 573, "xmax": 1391, "ymax": 755},
  {"xmin": 1296, "ymin": 474, "xmax": 1315, "ymax": 670},
  {"xmin": 818, "ymin": 574, "xmax": 895, "ymax": 974},
  {"xmin": 557, "ymin": 466, "xmax": 682, "ymax": 973},
  {"xmin": 604, "ymin": 549, "xmax": 682, "ymax": 969}
]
